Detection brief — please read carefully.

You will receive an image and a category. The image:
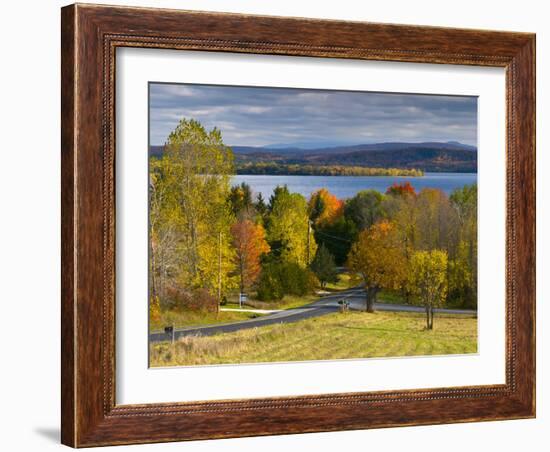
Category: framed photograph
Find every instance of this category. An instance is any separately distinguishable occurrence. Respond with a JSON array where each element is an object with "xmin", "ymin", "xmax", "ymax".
[{"xmin": 61, "ymin": 3, "xmax": 535, "ymax": 447}]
